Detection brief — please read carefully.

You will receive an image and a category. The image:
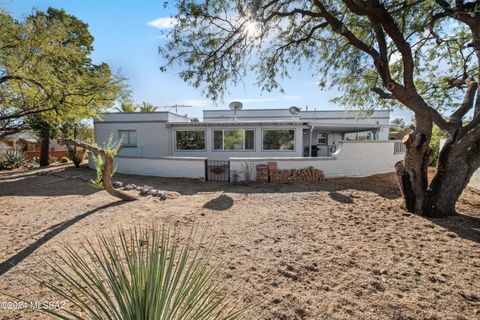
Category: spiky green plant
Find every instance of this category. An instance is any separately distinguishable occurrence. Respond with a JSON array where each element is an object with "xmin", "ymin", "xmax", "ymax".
[
  {"xmin": 2, "ymin": 148, "xmax": 26, "ymax": 168},
  {"xmin": 31, "ymin": 225, "xmax": 246, "ymax": 320}
]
